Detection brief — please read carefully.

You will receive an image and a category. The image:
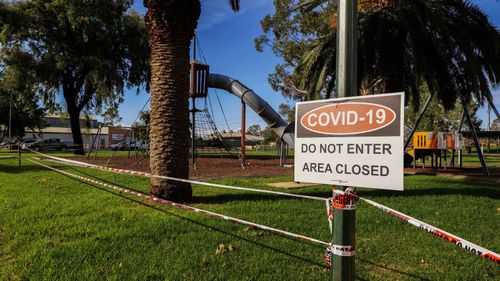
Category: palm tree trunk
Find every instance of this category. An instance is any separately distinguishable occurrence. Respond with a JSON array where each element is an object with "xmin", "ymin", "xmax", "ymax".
[{"xmin": 145, "ymin": 0, "xmax": 200, "ymax": 202}]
